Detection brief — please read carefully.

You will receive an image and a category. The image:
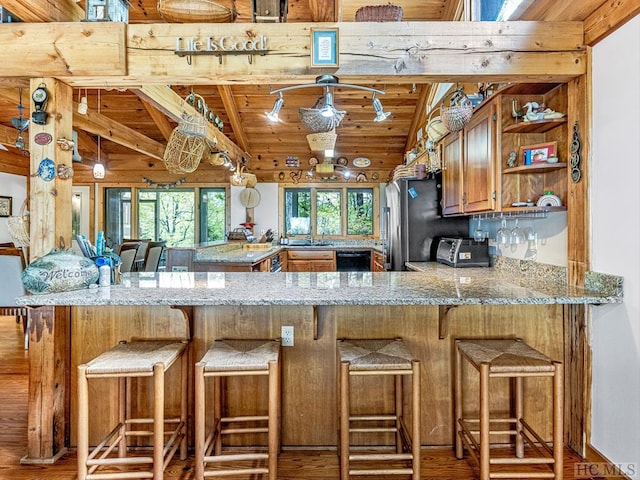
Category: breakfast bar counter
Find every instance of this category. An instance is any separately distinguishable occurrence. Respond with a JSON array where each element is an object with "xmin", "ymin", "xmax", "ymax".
[{"xmin": 15, "ymin": 262, "xmax": 622, "ymax": 464}]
